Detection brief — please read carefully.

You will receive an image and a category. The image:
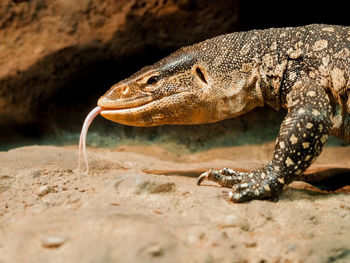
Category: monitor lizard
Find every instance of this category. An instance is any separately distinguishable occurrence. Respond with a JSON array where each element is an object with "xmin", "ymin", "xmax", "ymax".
[{"xmin": 97, "ymin": 24, "xmax": 350, "ymax": 202}]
